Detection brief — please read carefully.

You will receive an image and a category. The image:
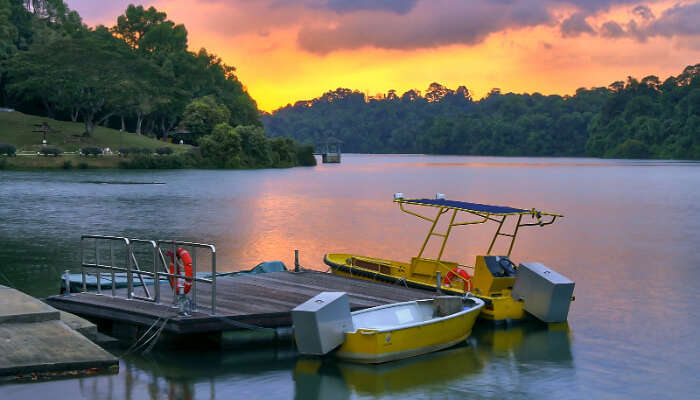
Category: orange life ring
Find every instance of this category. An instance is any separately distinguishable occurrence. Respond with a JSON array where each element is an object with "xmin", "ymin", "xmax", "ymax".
[
  {"xmin": 443, "ymin": 267, "xmax": 472, "ymax": 291},
  {"xmin": 169, "ymin": 248, "xmax": 193, "ymax": 295}
]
